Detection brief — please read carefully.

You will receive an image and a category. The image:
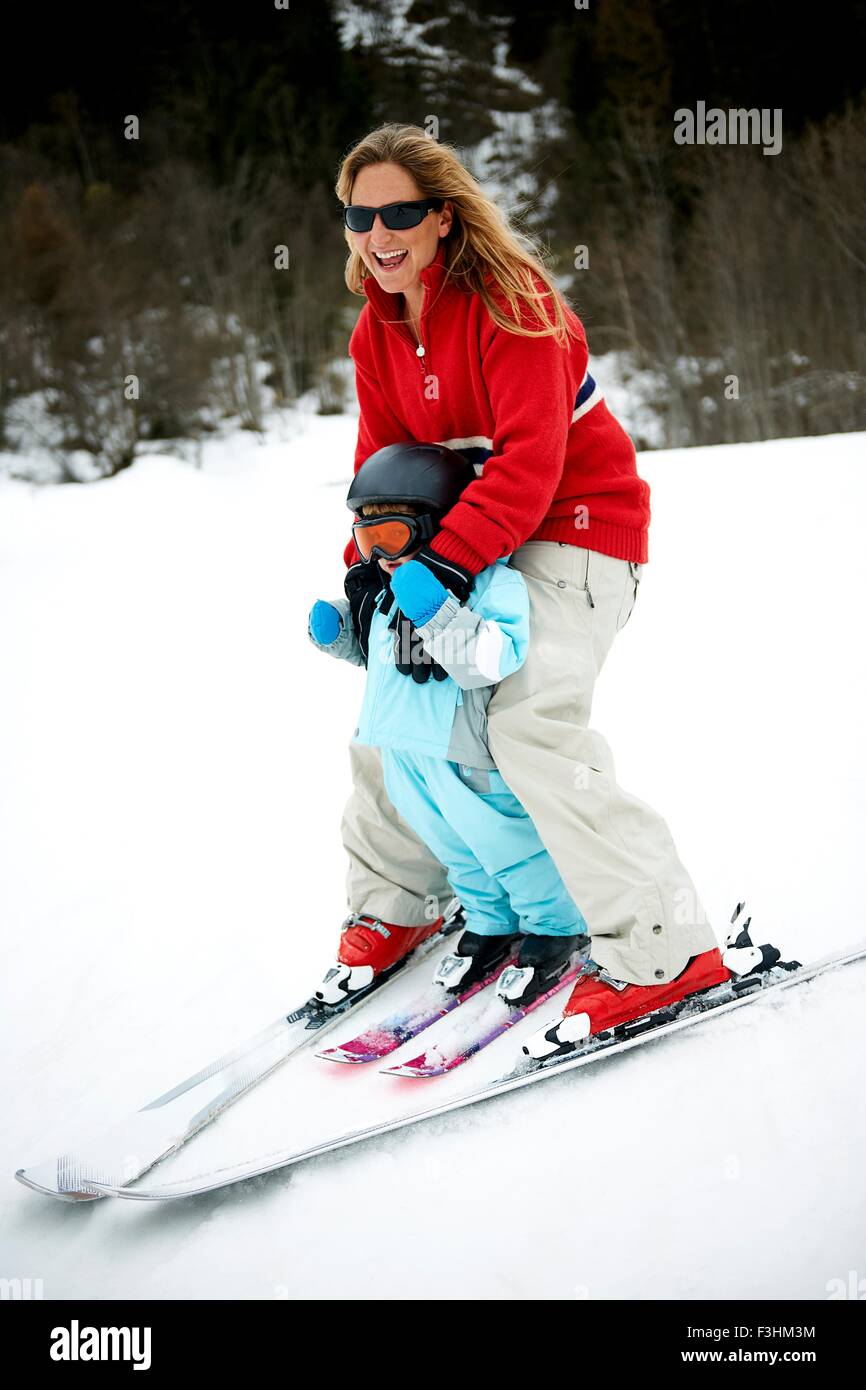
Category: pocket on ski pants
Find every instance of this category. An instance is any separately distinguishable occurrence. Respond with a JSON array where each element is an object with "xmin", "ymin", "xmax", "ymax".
[{"xmin": 616, "ymin": 560, "xmax": 642, "ymax": 631}]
